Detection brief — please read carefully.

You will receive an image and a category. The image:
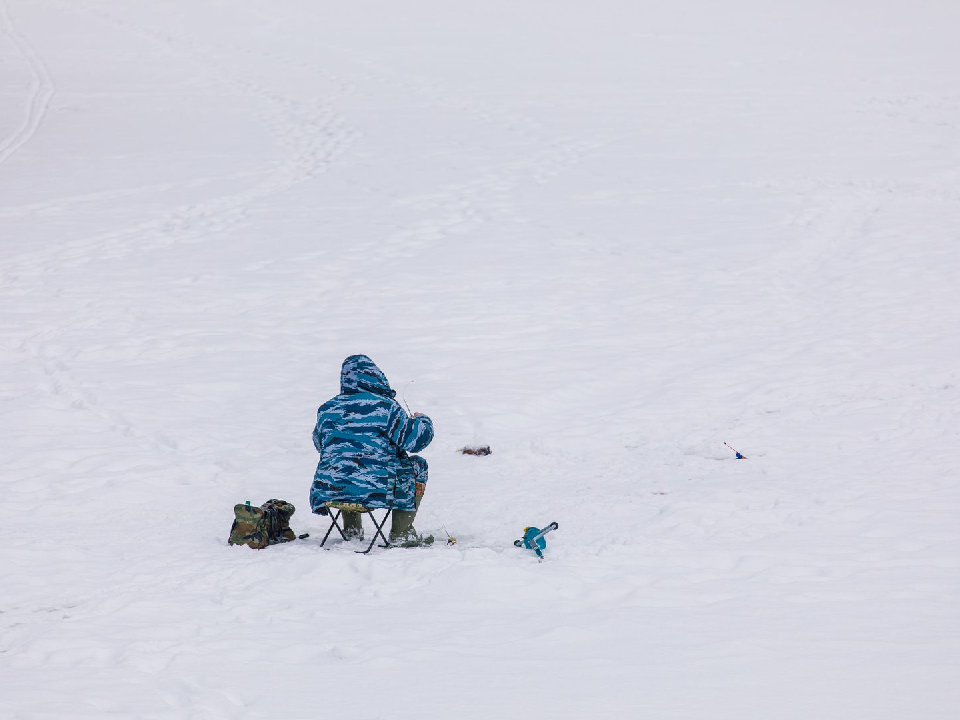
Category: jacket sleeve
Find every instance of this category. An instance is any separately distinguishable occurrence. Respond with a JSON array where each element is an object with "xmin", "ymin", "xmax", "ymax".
[
  {"xmin": 387, "ymin": 403, "xmax": 434, "ymax": 454},
  {"xmin": 313, "ymin": 415, "xmax": 323, "ymax": 455}
]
